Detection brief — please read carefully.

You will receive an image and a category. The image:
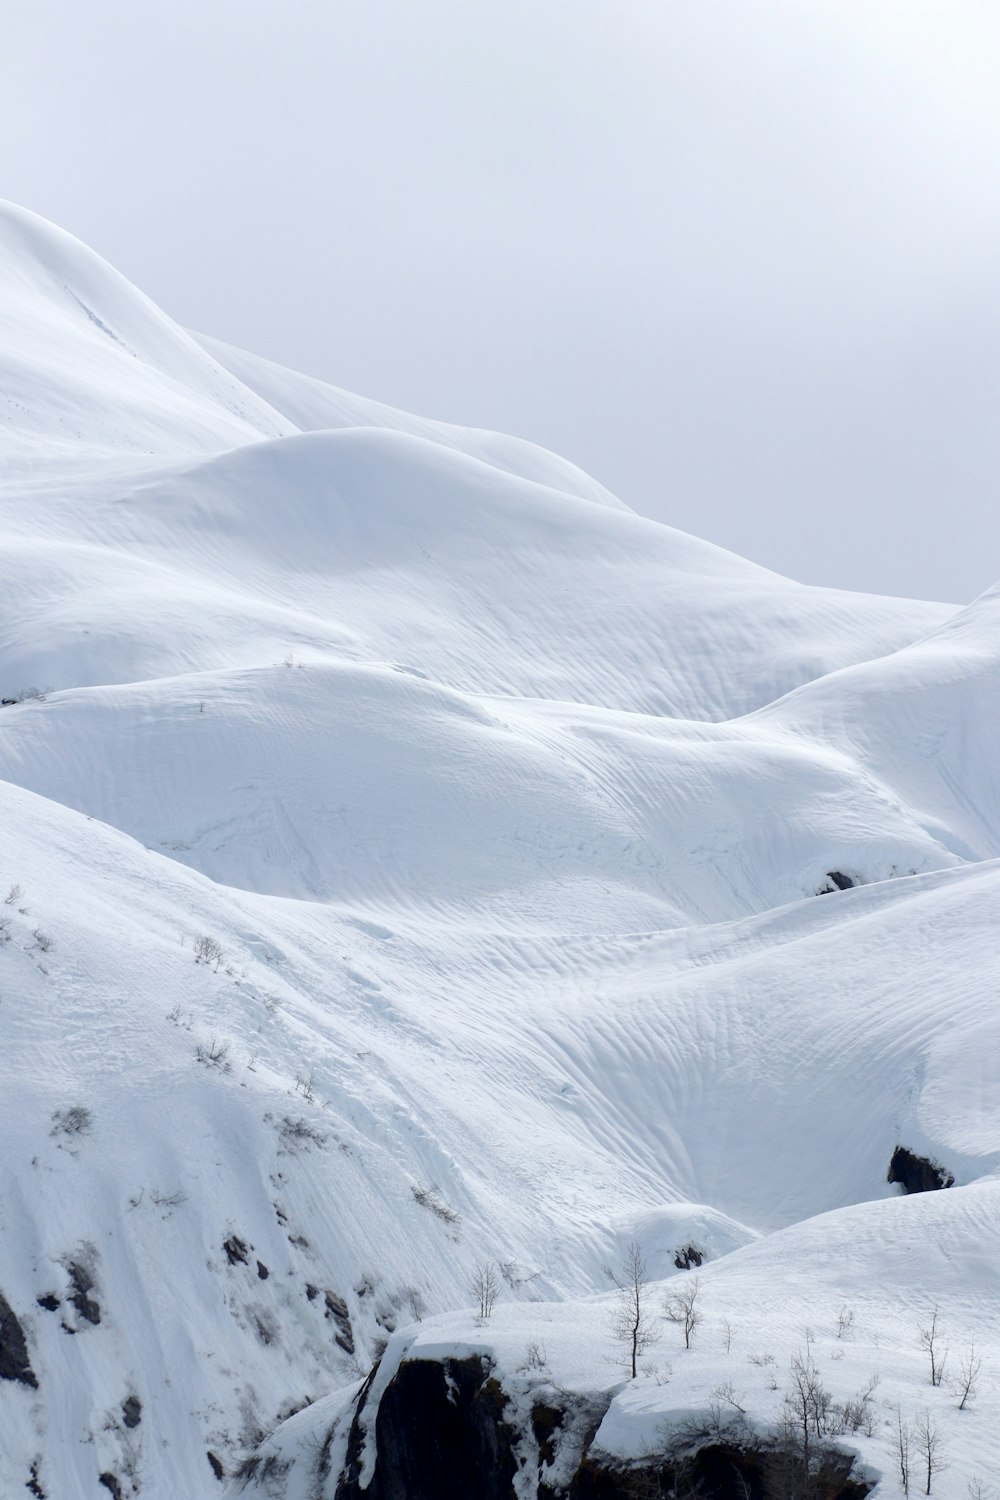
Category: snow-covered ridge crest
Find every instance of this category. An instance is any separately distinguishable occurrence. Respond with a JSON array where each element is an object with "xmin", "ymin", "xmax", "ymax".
[{"xmin": 0, "ymin": 204, "xmax": 996, "ymax": 1499}]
